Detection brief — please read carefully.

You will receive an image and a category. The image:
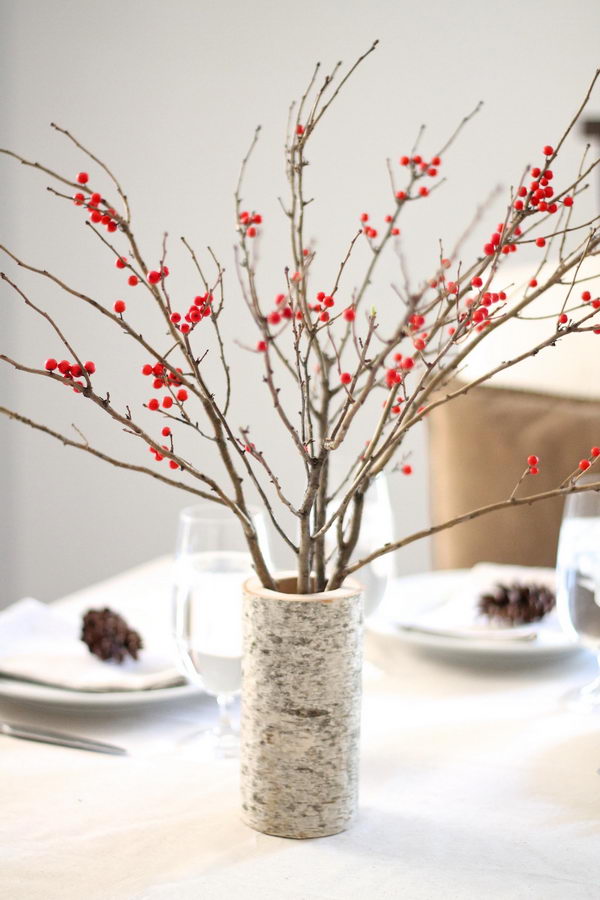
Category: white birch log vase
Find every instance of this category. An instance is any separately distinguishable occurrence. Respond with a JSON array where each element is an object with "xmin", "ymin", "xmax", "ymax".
[{"xmin": 241, "ymin": 572, "xmax": 364, "ymax": 839}]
